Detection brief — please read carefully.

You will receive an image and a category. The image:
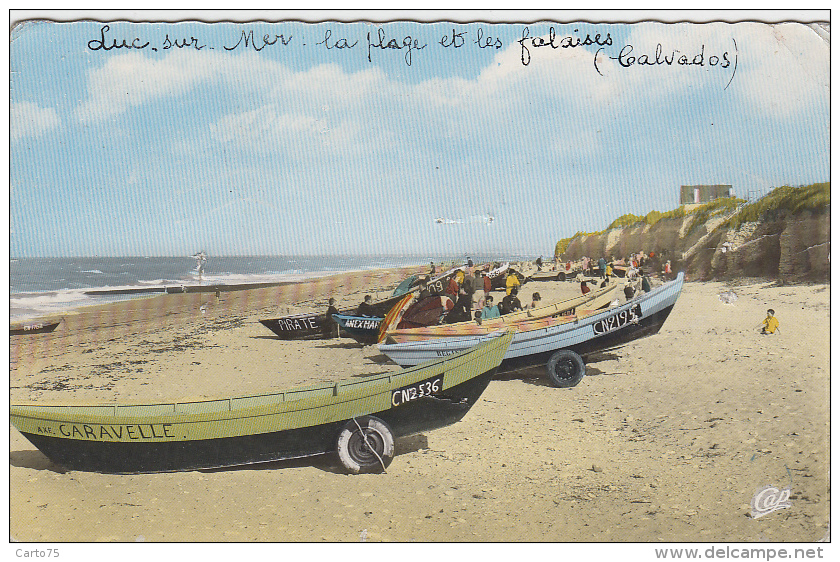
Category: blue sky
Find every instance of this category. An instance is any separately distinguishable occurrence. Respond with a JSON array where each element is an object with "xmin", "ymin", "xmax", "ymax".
[{"xmin": 9, "ymin": 16, "xmax": 830, "ymax": 257}]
